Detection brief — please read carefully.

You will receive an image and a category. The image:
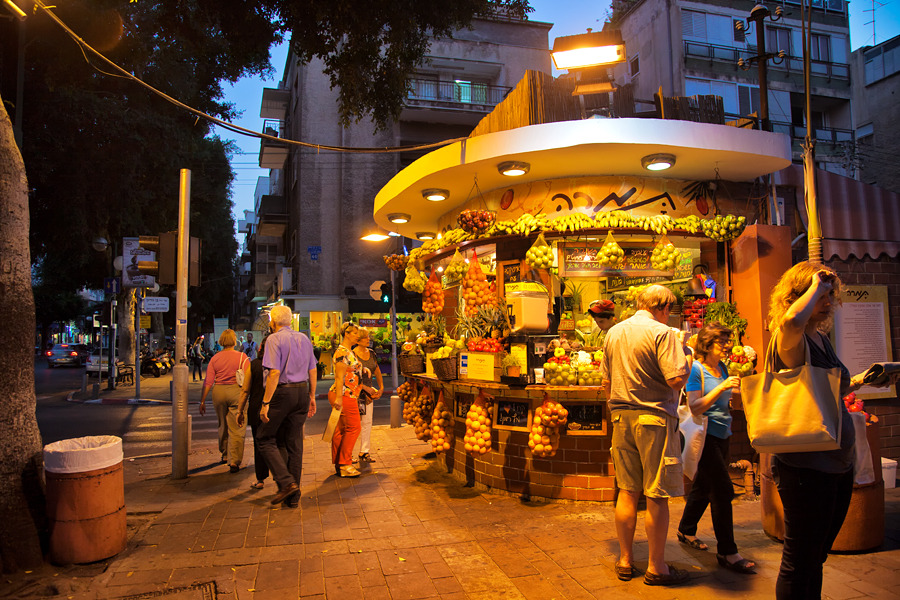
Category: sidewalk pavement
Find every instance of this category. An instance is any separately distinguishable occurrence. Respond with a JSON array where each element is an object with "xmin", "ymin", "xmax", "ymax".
[{"xmin": 10, "ymin": 379, "xmax": 900, "ymax": 600}]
